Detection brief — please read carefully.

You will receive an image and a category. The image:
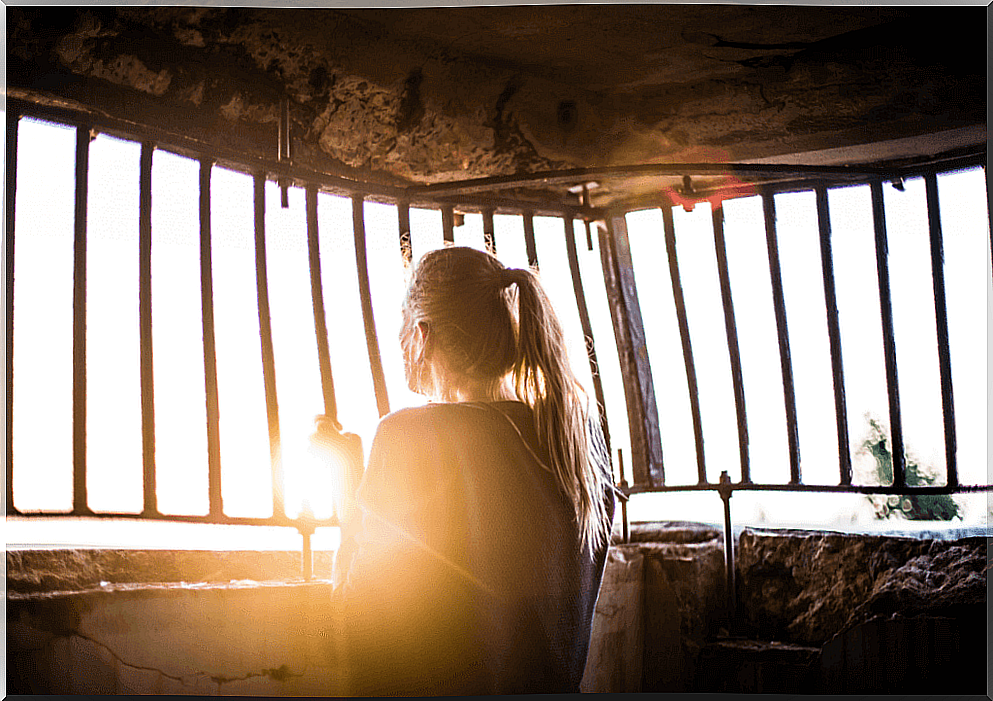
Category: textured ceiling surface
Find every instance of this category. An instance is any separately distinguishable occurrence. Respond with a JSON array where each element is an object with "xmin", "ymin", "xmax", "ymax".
[{"xmin": 7, "ymin": 6, "xmax": 987, "ymax": 208}]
